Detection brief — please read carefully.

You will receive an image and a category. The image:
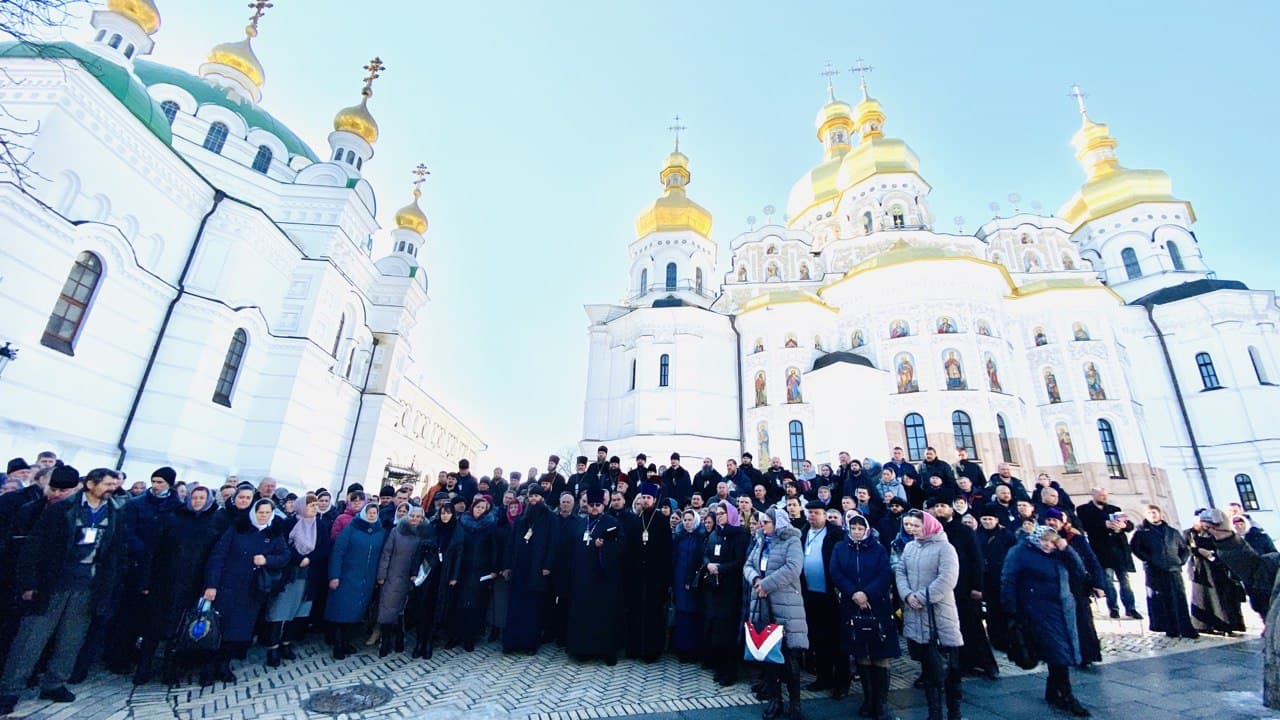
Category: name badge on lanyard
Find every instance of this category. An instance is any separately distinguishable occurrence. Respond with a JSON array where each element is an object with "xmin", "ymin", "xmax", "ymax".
[
  {"xmin": 523, "ymin": 528, "xmax": 533, "ymax": 542},
  {"xmin": 714, "ymin": 544, "xmax": 721, "ymax": 556},
  {"xmin": 582, "ymin": 530, "xmax": 591, "ymax": 544},
  {"xmin": 642, "ymin": 530, "xmax": 649, "ymax": 544},
  {"xmin": 79, "ymin": 527, "xmax": 98, "ymax": 545},
  {"xmin": 760, "ymin": 556, "xmax": 768, "ymax": 573}
]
